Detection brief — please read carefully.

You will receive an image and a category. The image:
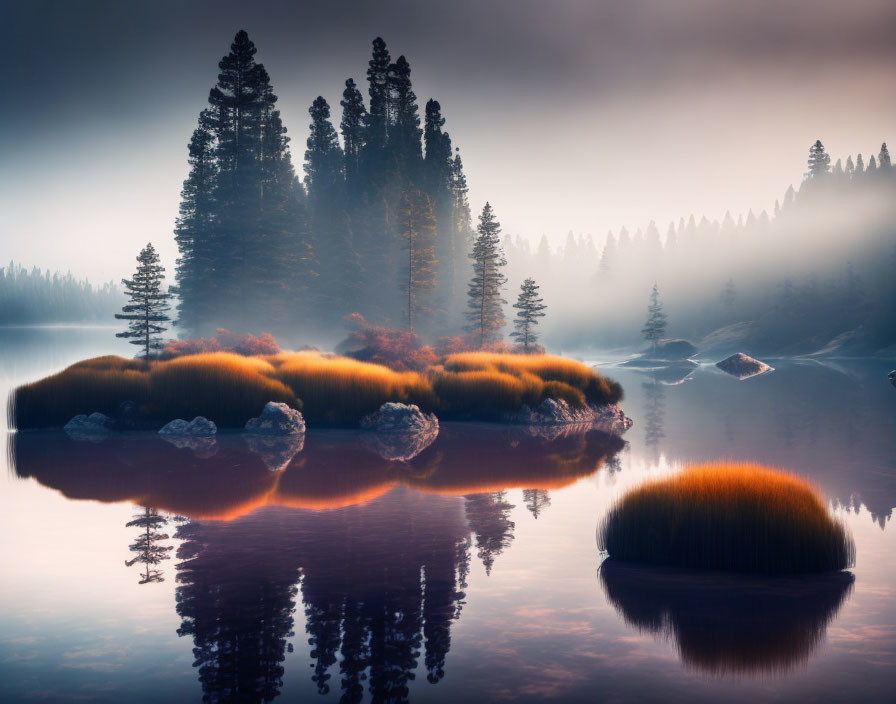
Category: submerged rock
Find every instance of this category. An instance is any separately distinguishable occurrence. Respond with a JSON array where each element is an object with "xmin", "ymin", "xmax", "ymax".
[
  {"xmin": 360, "ymin": 403, "xmax": 439, "ymax": 461},
  {"xmin": 889, "ymin": 370, "xmax": 896, "ymax": 388},
  {"xmin": 361, "ymin": 402, "xmax": 438, "ymax": 434},
  {"xmin": 158, "ymin": 416, "xmax": 217, "ymax": 436},
  {"xmin": 64, "ymin": 412, "xmax": 115, "ymax": 441},
  {"xmin": 245, "ymin": 434, "xmax": 305, "ymax": 471},
  {"xmin": 245, "ymin": 402, "xmax": 305, "ymax": 435},
  {"xmin": 716, "ymin": 353, "xmax": 773, "ymax": 380}
]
